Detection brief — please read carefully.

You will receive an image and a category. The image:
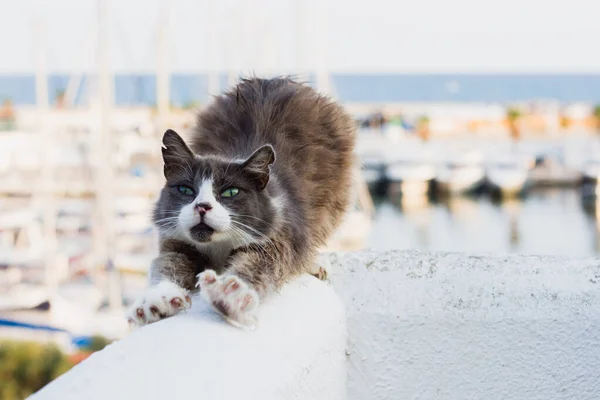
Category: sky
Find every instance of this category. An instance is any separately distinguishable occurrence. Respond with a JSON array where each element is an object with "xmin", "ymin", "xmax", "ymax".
[{"xmin": 1, "ymin": 0, "xmax": 599, "ymax": 74}]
